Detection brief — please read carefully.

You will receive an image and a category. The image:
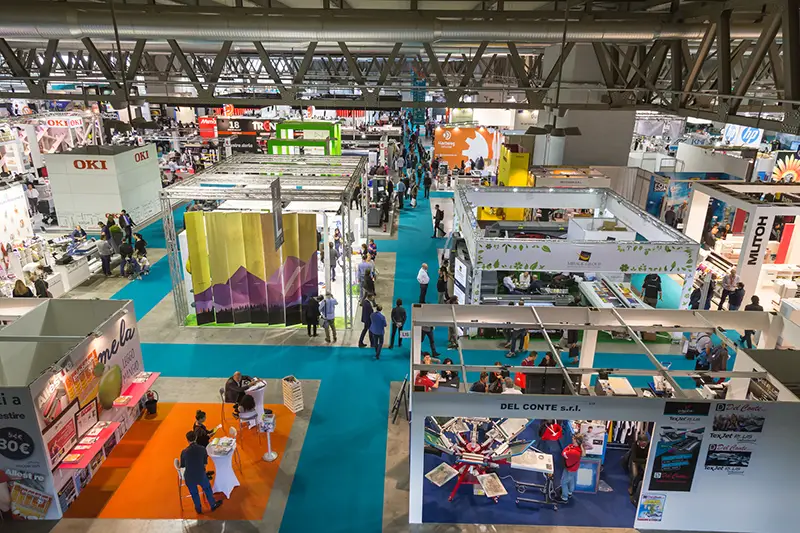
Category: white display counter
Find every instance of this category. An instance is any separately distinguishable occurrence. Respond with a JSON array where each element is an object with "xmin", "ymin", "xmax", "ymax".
[{"xmin": 53, "ymin": 255, "xmax": 91, "ymax": 292}]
